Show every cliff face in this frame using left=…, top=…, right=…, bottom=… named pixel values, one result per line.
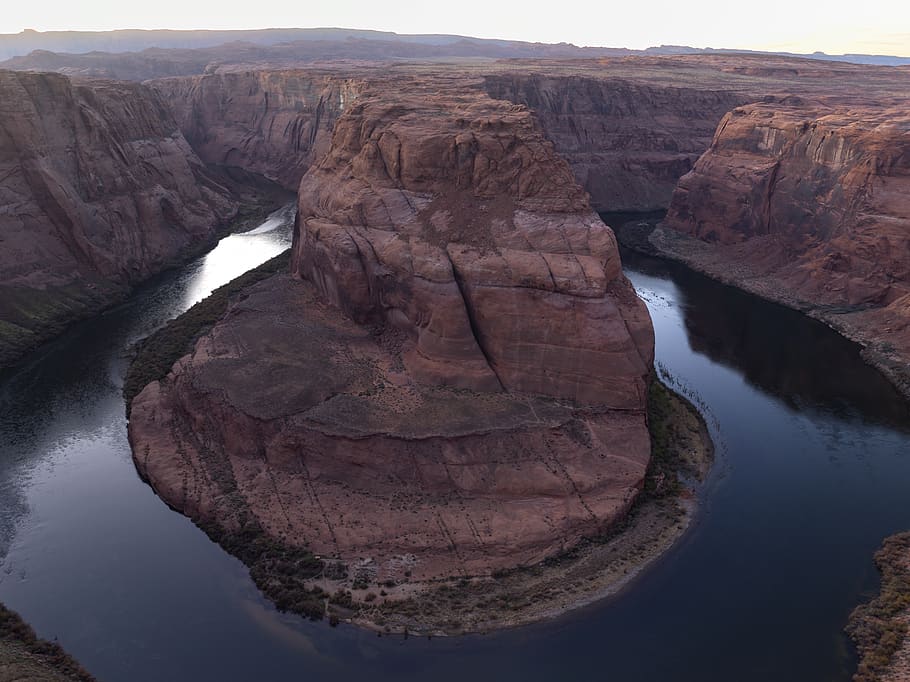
left=150, top=67, right=745, bottom=214
left=483, top=74, right=746, bottom=212
left=294, top=85, right=654, bottom=404
left=128, top=83, right=655, bottom=584
left=149, top=71, right=363, bottom=190
left=0, top=70, right=237, bottom=366
left=659, top=100, right=910, bottom=392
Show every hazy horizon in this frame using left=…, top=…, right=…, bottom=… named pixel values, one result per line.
left=3, top=0, right=909, bottom=57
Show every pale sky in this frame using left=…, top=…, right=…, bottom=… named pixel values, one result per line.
left=3, top=0, right=910, bottom=56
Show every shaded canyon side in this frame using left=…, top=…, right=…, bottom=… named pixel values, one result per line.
left=148, top=71, right=363, bottom=191
left=482, top=73, right=745, bottom=212
left=0, top=69, right=240, bottom=368
left=654, top=97, right=910, bottom=397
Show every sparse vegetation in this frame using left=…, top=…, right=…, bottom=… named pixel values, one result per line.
left=643, top=379, right=690, bottom=499
left=847, top=532, right=910, bottom=682
left=0, top=602, right=96, bottom=681
left=201, top=519, right=327, bottom=620
left=123, top=250, right=290, bottom=411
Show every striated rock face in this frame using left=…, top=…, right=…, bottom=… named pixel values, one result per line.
left=660, top=99, right=910, bottom=393
left=150, top=64, right=747, bottom=216
left=0, top=69, right=237, bottom=366
left=482, top=74, right=746, bottom=212
left=130, top=274, right=652, bottom=581
left=128, top=84, right=655, bottom=582
left=149, top=71, right=363, bottom=190
left=293, top=85, right=653, bottom=405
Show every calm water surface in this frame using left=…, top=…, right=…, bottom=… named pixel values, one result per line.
left=1, top=214, right=908, bottom=681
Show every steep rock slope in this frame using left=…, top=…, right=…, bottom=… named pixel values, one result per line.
left=128, top=83, right=655, bottom=584
left=483, top=74, right=745, bottom=211
left=0, top=70, right=237, bottom=367
left=294, top=83, right=654, bottom=403
left=149, top=71, right=362, bottom=190
left=658, top=99, right=910, bottom=393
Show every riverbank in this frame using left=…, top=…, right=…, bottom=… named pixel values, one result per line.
left=0, top=603, right=94, bottom=681
left=125, top=252, right=713, bottom=636
left=341, top=380, right=714, bottom=635
left=847, top=532, right=910, bottom=682
left=616, top=219, right=910, bottom=402
left=0, top=171, right=291, bottom=376
left=123, top=249, right=291, bottom=411
left=616, top=216, right=910, bottom=681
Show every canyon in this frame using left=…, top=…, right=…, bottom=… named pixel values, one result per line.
left=1, top=40, right=909, bottom=676
left=0, top=70, right=240, bottom=368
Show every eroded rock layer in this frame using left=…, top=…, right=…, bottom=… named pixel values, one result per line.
left=0, top=69, right=237, bottom=366
left=660, top=100, right=910, bottom=393
left=128, top=84, right=655, bottom=582
left=149, top=71, right=362, bottom=190
left=149, top=65, right=747, bottom=215
left=293, top=84, right=653, bottom=405
left=482, top=74, right=745, bottom=212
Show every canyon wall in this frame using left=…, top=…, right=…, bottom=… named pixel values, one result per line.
left=0, top=70, right=238, bottom=367
left=659, top=100, right=910, bottom=393
left=149, top=71, right=362, bottom=190
left=483, top=74, right=745, bottom=212
left=293, top=83, right=654, bottom=404
left=128, top=82, right=655, bottom=585
left=150, top=67, right=747, bottom=215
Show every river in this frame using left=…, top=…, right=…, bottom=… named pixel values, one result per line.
left=1, top=210, right=908, bottom=681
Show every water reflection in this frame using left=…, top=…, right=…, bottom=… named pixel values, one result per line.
left=0, top=205, right=294, bottom=628
left=622, top=247, right=910, bottom=430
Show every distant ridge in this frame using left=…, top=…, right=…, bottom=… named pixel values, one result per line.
left=1, top=27, right=908, bottom=66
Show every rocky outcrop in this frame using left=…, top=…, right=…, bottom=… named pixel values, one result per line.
left=149, top=71, right=363, bottom=190
left=293, top=85, right=653, bottom=404
left=483, top=74, right=745, bottom=212
left=0, top=69, right=238, bottom=367
left=658, top=100, right=910, bottom=394
left=128, top=83, right=655, bottom=586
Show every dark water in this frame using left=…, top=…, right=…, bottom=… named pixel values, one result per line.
left=1, top=214, right=909, bottom=681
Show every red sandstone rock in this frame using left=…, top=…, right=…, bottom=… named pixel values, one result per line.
left=149, top=71, right=360, bottom=190
left=147, top=57, right=910, bottom=217
left=0, top=69, right=237, bottom=366
left=293, top=85, right=653, bottom=405
left=482, top=74, right=745, bottom=212
left=129, top=274, right=652, bottom=580
left=128, top=83, right=655, bottom=582
left=662, top=98, right=910, bottom=392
